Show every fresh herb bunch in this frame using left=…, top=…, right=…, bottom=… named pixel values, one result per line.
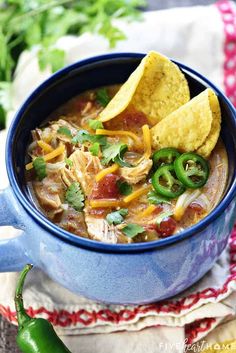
left=0, top=0, right=146, bottom=129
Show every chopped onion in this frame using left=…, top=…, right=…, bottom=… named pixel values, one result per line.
left=174, top=189, right=201, bottom=221
left=194, top=194, right=210, bottom=212
left=46, top=161, right=65, bottom=171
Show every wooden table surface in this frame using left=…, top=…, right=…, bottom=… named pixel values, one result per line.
left=0, top=0, right=217, bottom=352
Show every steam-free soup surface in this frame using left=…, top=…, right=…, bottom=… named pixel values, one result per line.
left=26, top=85, right=228, bottom=244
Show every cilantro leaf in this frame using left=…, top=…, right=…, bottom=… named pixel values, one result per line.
left=117, top=180, right=133, bottom=196
left=65, top=182, right=85, bottom=211
left=106, top=209, right=128, bottom=225
left=89, top=142, right=100, bottom=156
left=96, top=88, right=110, bottom=107
left=102, top=143, right=131, bottom=167
left=156, top=211, right=173, bottom=225
left=122, top=224, right=145, bottom=238
left=57, top=127, right=72, bottom=138
left=71, top=130, right=90, bottom=144
left=147, top=191, right=171, bottom=205
left=72, top=130, right=107, bottom=146
left=65, top=158, right=73, bottom=167
left=33, top=157, right=47, bottom=181
left=88, top=119, right=104, bottom=130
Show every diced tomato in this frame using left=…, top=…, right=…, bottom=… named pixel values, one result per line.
left=188, top=203, right=203, bottom=214
left=158, top=217, right=177, bottom=237
left=91, top=174, right=120, bottom=199
left=151, top=217, right=177, bottom=237
left=123, top=111, right=148, bottom=129
left=152, top=205, right=164, bottom=215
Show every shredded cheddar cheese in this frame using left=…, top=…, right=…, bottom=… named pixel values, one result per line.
left=139, top=205, right=156, bottom=218
left=95, top=163, right=119, bottom=182
left=142, top=124, right=152, bottom=159
left=26, top=145, right=65, bottom=170
left=96, top=129, right=141, bottom=147
left=37, top=140, right=53, bottom=153
left=173, top=206, right=185, bottom=221
left=123, top=184, right=152, bottom=204
left=90, top=199, right=123, bottom=208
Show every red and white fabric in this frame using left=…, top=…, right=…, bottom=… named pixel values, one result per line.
left=0, top=1, right=236, bottom=351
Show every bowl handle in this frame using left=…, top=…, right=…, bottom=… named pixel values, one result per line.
left=0, top=187, right=30, bottom=271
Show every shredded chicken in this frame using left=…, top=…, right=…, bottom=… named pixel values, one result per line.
left=33, top=172, right=64, bottom=210
left=49, top=119, right=78, bottom=142
left=120, top=158, right=153, bottom=184
left=68, top=150, right=102, bottom=193
left=60, top=208, right=89, bottom=237
left=85, top=216, right=130, bottom=244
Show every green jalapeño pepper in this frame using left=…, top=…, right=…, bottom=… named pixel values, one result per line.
left=15, top=264, right=72, bottom=353
left=152, top=148, right=180, bottom=170
left=151, top=164, right=186, bottom=198
left=174, top=152, right=209, bottom=189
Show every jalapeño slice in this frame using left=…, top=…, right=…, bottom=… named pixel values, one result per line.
left=174, top=152, right=209, bottom=189
left=151, top=164, right=186, bottom=198
left=152, top=148, right=180, bottom=170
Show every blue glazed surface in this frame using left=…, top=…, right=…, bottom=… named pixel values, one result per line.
left=0, top=53, right=236, bottom=304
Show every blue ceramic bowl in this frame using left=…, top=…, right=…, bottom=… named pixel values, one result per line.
left=0, top=53, right=236, bottom=304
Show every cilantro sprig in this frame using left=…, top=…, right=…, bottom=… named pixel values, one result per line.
left=101, top=143, right=131, bottom=167
left=96, top=88, right=111, bottom=107
left=33, top=157, right=47, bottom=181
left=106, top=209, right=128, bottom=225
left=72, top=130, right=107, bottom=146
left=116, top=180, right=133, bottom=196
left=88, top=119, right=104, bottom=130
left=147, top=191, right=171, bottom=205
left=57, top=127, right=72, bottom=138
left=122, top=224, right=145, bottom=238
left=65, top=182, right=85, bottom=211
left=89, top=142, right=100, bottom=156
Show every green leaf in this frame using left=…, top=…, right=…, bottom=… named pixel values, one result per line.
left=156, top=211, right=173, bottom=226
left=38, top=47, right=65, bottom=73
left=102, top=143, right=131, bottom=167
left=0, top=105, right=6, bottom=129
left=147, top=191, right=171, bottom=205
left=96, top=88, right=110, bottom=107
left=116, top=180, right=133, bottom=196
left=65, top=182, right=85, bottom=211
left=72, top=130, right=107, bottom=146
left=89, top=142, right=100, bottom=156
left=25, top=21, right=41, bottom=47
left=71, top=130, right=90, bottom=144
left=122, top=223, right=145, bottom=238
left=88, top=119, right=104, bottom=130
left=65, top=158, right=73, bottom=167
left=57, top=126, right=72, bottom=138
left=106, top=208, right=128, bottom=225
left=33, top=157, right=47, bottom=181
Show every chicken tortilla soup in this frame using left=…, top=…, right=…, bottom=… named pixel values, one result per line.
left=25, top=51, right=228, bottom=244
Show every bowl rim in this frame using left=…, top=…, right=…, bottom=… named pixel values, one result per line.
left=6, top=52, right=236, bottom=252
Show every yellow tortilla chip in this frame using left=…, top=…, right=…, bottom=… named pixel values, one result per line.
left=197, top=90, right=221, bottom=157
left=151, top=89, right=219, bottom=153
left=99, top=51, right=190, bottom=124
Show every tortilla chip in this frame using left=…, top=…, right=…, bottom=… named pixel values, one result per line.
left=99, top=51, right=190, bottom=124
left=151, top=89, right=220, bottom=154
left=197, top=90, right=221, bottom=157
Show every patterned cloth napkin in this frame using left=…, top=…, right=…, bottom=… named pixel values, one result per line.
left=0, top=1, right=236, bottom=351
